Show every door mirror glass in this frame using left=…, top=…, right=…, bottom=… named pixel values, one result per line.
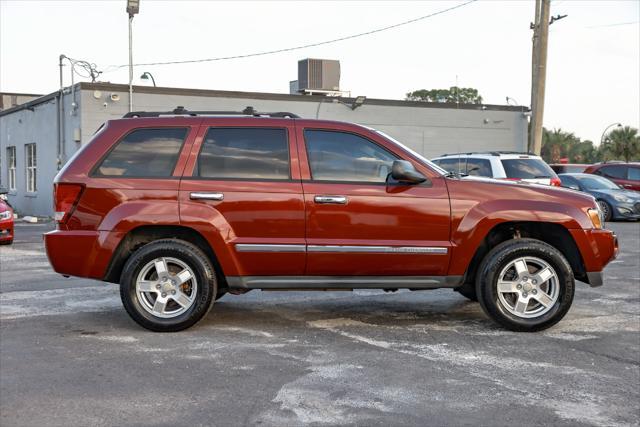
left=390, top=160, right=426, bottom=184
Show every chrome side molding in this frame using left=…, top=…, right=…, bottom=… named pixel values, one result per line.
left=307, top=245, right=448, bottom=254
left=234, top=243, right=448, bottom=255
left=235, top=244, right=306, bottom=253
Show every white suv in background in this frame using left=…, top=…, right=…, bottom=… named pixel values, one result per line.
left=431, top=151, right=561, bottom=186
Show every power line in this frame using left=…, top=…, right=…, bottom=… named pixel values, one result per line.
left=587, top=21, right=639, bottom=29
left=105, top=0, right=477, bottom=69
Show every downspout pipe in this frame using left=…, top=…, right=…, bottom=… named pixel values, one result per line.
left=57, top=54, right=66, bottom=170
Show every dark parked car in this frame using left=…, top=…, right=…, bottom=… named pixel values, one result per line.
left=584, top=162, right=640, bottom=191
left=559, top=173, right=640, bottom=221
left=44, top=107, right=618, bottom=332
left=550, top=164, right=590, bottom=174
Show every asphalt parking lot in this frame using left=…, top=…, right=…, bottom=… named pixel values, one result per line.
left=1, top=221, right=639, bottom=426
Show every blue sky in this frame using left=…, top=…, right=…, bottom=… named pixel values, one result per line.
left=1, top=0, right=638, bottom=144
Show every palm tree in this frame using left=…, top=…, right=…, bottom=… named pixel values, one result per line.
left=602, top=126, right=640, bottom=162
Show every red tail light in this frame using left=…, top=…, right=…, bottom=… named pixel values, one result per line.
left=54, top=183, right=84, bottom=224
left=550, top=177, right=561, bottom=187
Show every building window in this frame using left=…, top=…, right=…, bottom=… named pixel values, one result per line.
left=6, top=146, right=16, bottom=191
left=25, top=143, right=37, bottom=193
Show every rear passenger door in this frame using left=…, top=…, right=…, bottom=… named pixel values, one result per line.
left=179, top=121, right=305, bottom=277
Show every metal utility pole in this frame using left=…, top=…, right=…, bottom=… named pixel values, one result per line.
left=127, top=0, right=140, bottom=112
left=529, top=0, right=550, bottom=155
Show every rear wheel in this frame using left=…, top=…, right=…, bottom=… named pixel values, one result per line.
left=476, top=238, right=574, bottom=332
left=120, top=239, right=217, bottom=332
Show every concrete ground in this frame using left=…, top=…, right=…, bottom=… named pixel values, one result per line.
left=0, top=221, right=638, bottom=427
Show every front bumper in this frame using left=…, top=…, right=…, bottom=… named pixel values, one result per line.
left=570, top=228, right=618, bottom=287
left=612, top=202, right=640, bottom=220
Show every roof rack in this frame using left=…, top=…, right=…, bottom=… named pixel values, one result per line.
left=439, top=151, right=536, bottom=157
left=122, top=106, right=300, bottom=119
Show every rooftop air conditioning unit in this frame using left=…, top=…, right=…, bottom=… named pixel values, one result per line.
left=298, top=59, right=340, bottom=92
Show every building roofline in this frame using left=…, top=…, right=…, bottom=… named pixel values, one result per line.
left=0, top=81, right=530, bottom=117
left=0, top=91, right=44, bottom=97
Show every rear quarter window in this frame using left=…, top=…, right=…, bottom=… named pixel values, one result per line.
left=94, top=128, right=187, bottom=177
left=628, top=166, right=640, bottom=180
left=501, top=158, right=556, bottom=179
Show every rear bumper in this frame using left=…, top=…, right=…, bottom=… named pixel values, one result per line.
left=570, top=228, right=618, bottom=287
left=44, top=229, right=124, bottom=280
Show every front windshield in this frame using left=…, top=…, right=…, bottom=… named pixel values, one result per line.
left=575, top=175, right=620, bottom=190
left=373, top=130, right=448, bottom=176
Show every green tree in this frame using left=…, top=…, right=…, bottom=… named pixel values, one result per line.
left=600, top=126, right=640, bottom=162
left=406, top=87, right=483, bottom=104
left=540, top=128, right=601, bottom=163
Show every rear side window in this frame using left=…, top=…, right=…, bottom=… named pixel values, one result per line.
left=95, top=128, right=187, bottom=177
left=465, top=158, right=492, bottom=177
left=596, top=165, right=627, bottom=179
left=628, top=167, right=640, bottom=180
left=434, top=158, right=463, bottom=174
left=501, top=158, right=556, bottom=179
left=196, top=128, right=289, bottom=180
left=304, top=130, right=397, bottom=183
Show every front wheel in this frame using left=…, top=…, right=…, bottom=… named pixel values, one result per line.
left=597, top=200, right=612, bottom=222
left=476, top=238, right=574, bottom=332
left=120, top=239, right=217, bottom=332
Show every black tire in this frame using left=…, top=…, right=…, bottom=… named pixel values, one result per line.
left=476, top=238, right=574, bottom=332
left=455, top=283, right=478, bottom=301
left=597, top=200, right=612, bottom=222
left=120, top=239, right=217, bottom=332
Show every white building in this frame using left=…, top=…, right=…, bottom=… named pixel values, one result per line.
left=0, top=82, right=528, bottom=216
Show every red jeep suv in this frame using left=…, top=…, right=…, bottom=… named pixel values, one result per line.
left=44, top=107, right=618, bottom=332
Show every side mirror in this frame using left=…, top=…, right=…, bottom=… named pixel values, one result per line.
left=391, top=160, right=426, bottom=184
left=0, top=187, right=8, bottom=196
left=569, top=185, right=580, bottom=191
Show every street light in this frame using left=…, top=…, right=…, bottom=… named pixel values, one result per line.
left=600, top=122, right=622, bottom=145
left=127, top=0, right=140, bottom=112
left=140, top=72, right=156, bottom=87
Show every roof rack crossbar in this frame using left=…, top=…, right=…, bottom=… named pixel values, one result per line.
left=440, top=150, right=536, bottom=157
left=123, top=106, right=300, bottom=119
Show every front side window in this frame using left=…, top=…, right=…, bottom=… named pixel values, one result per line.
left=95, top=128, right=187, bottom=177
left=6, top=146, right=16, bottom=191
left=465, top=158, right=492, bottom=177
left=305, top=130, right=397, bottom=183
left=25, top=143, right=36, bottom=192
left=196, top=128, right=289, bottom=180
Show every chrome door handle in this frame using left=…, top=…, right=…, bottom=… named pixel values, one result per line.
left=314, top=195, right=348, bottom=204
left=190, top=192, right=224, bottom=201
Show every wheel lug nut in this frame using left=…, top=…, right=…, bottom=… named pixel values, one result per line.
left=156, top=284, right=161, bottom=289
left=161, top=292, right=167, bottom=297
left=532, top=280, right=537, bottom=285
left=172, top=290, right=176, bottom=295
left=517, top=284, right=522, bottom=290
left=532, top=289, right=537, bottom=294
left=523, top=276, right=528, bottom=281
left=523, top=292, right=528, bottom=297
